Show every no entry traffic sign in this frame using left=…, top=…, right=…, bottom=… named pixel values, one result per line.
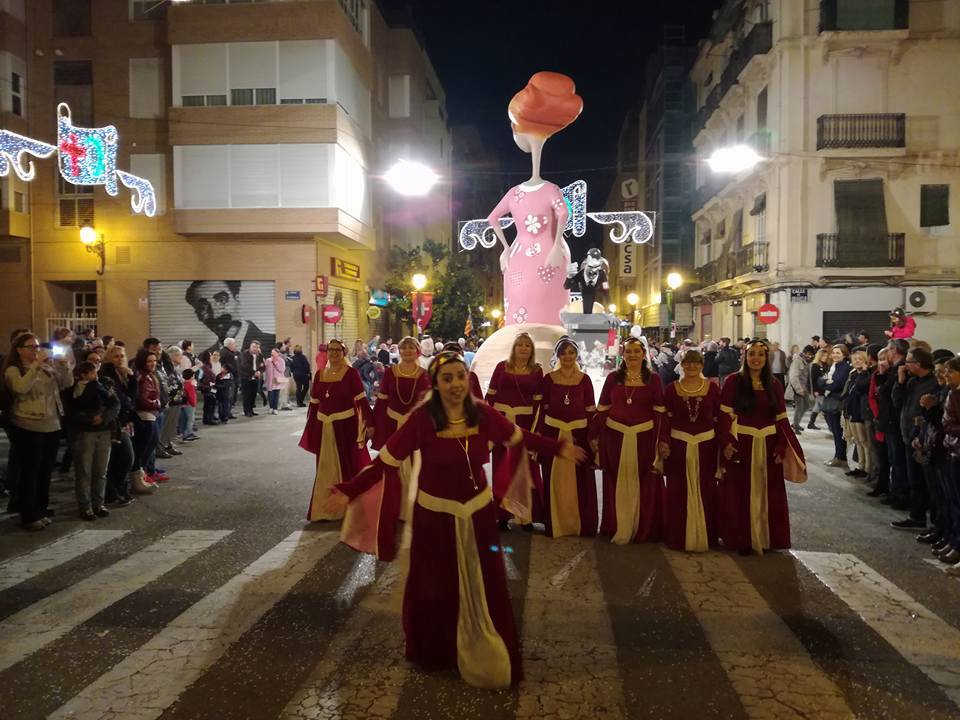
left=757, top=303, right=780, bottom=325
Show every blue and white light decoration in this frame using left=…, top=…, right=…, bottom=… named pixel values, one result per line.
left=0, top=103, right=157, bottom=217
left=0, top=129, right=56, bottom=181
left=459, top=179, right=655, bottom=251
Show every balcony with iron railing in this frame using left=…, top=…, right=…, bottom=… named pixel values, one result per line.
left=694, top=21, right=772, bottom=135
left=695, top=241, right=770, bottom=288
left=817, top=114, right=906, bottom=151
left=816, top=233, right=905, bottom=267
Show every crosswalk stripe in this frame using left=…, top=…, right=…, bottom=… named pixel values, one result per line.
left=665, top=550, right=856, bottom=719
left=518, top=537, right=627, bottom=720
left=0, top=529, right=127, bottom=593
left=281, top=556, right=406, bottom=719
left=49, top=530, right=339, bottom=720
left=0, top=529, right=229, bottom=674
left=794, top=550, right=960, bottom=709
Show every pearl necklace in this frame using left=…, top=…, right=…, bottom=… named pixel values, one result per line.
left=394, top=366, right=419, bottom=406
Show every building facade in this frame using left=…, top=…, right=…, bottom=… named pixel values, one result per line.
left=0, top=0, right=450, bottom=352
left=690, top=0, right=960, bottom=348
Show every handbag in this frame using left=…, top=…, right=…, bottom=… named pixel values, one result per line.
left=821, top=394, right=842, bottom=414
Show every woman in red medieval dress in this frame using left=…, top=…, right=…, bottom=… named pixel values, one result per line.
left=660, top=349, right=721, bottom=552
left=538, top=336, right=597, bottom=538
left=372, top=336, right=431, bottom=524
left=299, top=338, right=372, bottom=522
left=592, top=336, right=666, bottom=544
left=718, top=339, right=807, bottom=555
left=326, top=351, right=586, bottom=688
left=485, top=332, right=544, bottom=530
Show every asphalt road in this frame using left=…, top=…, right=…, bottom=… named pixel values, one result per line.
left=1, top=404, right=959, bottom=720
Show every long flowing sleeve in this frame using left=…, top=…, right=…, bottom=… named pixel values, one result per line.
left=583, top=373, right=597, bottom=429
left=336, top=407, right=421, bottom=501
left=531, top=366, right=544, bottom=429
left=485, top=362, right=503, bottom=403
left=371, top=367, right=393, bottom=450
left=773, top=381, right=806, bottom=482
left=719, top=375, right=739, bottom=458
left=651, top=374, right=668, bottom=446
left=660, top=382, right=676, bottom=442
left=536, top=374, right=553, bottom=434
left=298, top=370, right=326, bottom=453
left=350, top=367, right=373, bottom=444
left=469, top=371, right=483, bottom=400
left=589, top=372, right=615, bottom=443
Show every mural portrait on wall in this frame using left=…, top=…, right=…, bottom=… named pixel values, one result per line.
left=149, top=280, right=276, bottom=352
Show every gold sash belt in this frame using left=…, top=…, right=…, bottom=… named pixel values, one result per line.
left=670, top=428, right=715, bottom=552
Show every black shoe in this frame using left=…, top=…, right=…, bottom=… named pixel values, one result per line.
left=933, top=542, right=954, bottom=557
left=94, top=507, right=110, bottom=518
left=891, top=518, right=926, bottom=530
left=156, top=449, right=173, bottom=459
left=203, top=420, right=220, bottom=426
left=113, top=497, right=133, bottom=507
left=297, top=403, right=306, bottom=407
left=807, top=424, right=822, bottom=430
left=229, top=414, right=238, bottom=419
left=939, top=549, right=960, bottom=565
left=44, top=508, right=55, bottom=518
left=167, top=447, right=183, bottom=456
left=917, top=531, right=941, bottom=545
left=866, top=488, right=885, bottom=498
left=80, top=509, right=96, bottom=521
left=498, top=518, right=510, bottom=531
left=250, top=411, right=258, bottom=416
left=522, top=523, right=535, bottom=532
left=932, top=539, right=950, bottom=553
left=791, top=424, right=804, bottom=433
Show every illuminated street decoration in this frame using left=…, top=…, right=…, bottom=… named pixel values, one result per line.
left=0, top=130, right=56, bottom=181
left=0, top=103, right=155, bottom=217
left=57, top=103, right=119, bottom=196
left=116, top=170, right=158, bottom=218
left=459, top=178, right=655, bottom=250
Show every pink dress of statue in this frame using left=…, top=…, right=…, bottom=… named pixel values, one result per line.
left=487, top=184, right=570, bottom=326
left=485, top=71, right=583, bottom=328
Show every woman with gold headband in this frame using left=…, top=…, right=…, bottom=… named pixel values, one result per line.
left=485, top=332, right=545, bottom=529
left=327, top=351, right=585, bottom=688
left=372, top=336, right=431, bottom=520
left=718, top=339, right=807, bottom=555
left=298, top=338, right=372, bottom=522
left=591, top=336, right=667, bottom=544
left=660, top=349, right=721, bottom=552
left=537, top=336, right=598, bottom=537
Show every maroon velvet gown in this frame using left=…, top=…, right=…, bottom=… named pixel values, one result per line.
left=718, top=375, right=806, bottom=553
left=485, top=361, right=544, bottom=522
left=593, top=371, right=666, bottom=544
left=662, top=380, right=721, bottom=551
left=372, top=365, right=431, bottom=450
left=335, top=402, right=559, bottom=688
left=298, top=366, right=372, bottom=521
left=537, top=372, right=597, bottom=538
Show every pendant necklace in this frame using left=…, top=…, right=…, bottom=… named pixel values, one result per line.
left=450, top=418, right=478, bottom=490
left=679, top=378, right=706, bottom=423
left=395, top=366, right=418, bottom=406
left=625, top=373, right=643, bottom=405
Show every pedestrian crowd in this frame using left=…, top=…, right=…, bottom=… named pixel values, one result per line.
left=0, top=327, right=315, bottom=530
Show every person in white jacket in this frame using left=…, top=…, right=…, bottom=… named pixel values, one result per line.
left=2, top=333, right=73, bottom=530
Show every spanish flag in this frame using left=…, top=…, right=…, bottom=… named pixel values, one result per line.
left=464, top=308, right=473, bottom=336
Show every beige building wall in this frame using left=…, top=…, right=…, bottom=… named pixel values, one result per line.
left=0, top=0, right=450, bottom=350
left=690, top=0, right=960, bottom=345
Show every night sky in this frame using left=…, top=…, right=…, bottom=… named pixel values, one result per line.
left=383, top=0, right=724, bottom=194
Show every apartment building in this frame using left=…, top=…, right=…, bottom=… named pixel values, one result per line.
left=690, top=0, right=960, bottom=348
left=0, top=0, right=450, bottom=351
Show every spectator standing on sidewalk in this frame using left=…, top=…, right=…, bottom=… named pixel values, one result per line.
left=716, top=337, right=740, bottom=381
left=265, top=345, right=287, bottom=415
left=2, top=334, right=73, bottom=530
left=179, top=368, right=199, bottom=441
left=822, top=344, right=851, bottom=468
left=65, top=361, right=119, bottom=520
left=891, top=347, right=938, bottom=531
left=788, top=345, right=814, bottom=432
left=769, top=342, right=788, bottom=391
left=100, top=345, right=137, bottom=503
left=882, top=339, right=912, bottom=510
left=808, top=348, right=831, bottom=430
left=291, top=345, right=312, bottom=406
left=132, top=349, right=164, bottom=487
left=240, top=341, right=265, bottom=417
left=220, top=337, right=240, bottom=415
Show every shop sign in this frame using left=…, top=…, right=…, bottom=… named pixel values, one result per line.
left=366, top=306, right=382, bottom=320
left=757, top=303, right=780, bottom=325
left=331, top=257, right=361, bottom=281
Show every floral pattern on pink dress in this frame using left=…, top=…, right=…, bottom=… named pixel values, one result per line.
left=487, top=182, right=570, bottom=326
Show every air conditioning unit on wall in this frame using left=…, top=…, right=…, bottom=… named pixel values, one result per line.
left=904, top=287, right=960, bottom=315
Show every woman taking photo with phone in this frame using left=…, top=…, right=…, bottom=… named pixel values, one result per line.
left=2, top=333, right=73, bottom=530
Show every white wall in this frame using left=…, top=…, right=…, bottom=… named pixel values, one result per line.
left=129, top=58, right=164, bottom=119
left=173, top=143, right=369, bottom=222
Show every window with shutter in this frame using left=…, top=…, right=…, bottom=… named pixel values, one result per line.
left=920, top=184, right=949, bottom=228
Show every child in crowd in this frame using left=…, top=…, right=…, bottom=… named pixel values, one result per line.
left=67, top=360, right=119, bottom=520
left=179, top=368, right=199, bottom=441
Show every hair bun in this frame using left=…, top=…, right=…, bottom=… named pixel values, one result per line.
left=508, top=71, right=583, bottom=138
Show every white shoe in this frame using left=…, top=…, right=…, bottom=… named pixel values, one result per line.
left=131, top=470, right=158, bottom=494
left=271, top=409, right=278, bottom=415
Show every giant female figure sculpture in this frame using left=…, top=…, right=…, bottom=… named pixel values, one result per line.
left=486, top=72, right=583, bottom=327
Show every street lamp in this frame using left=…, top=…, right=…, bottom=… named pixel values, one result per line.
left=664, top=272, right=684, bottom=338
left=626, top=292, right=639, bottom=326
left=666, top=272, right=684, bottom=291
left=706, top=144, right=762, bottom=174
left=607, top=303, right=617, bottom=313
left=411, top=273, right=427, bottom=291
left=490, top=308, right=502, bottom=319
left=79, top=225, right=105, bottom=275
left=385, top=160, right=439, bottom=197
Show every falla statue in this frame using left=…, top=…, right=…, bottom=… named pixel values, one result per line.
left=471, top=72, right=584, bottom=388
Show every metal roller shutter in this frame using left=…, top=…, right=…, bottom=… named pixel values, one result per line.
left=822, top=310, right=891, bottom=344
left=319, top=284, right=361, bottom=346
left=149, top=280, right=276, bottom=351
